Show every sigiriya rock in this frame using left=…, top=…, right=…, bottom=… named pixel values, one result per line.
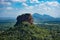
left=14, top=13, right=33, bottom=26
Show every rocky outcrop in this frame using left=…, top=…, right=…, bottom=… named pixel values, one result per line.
left=14, top=13, right=33, bottom=26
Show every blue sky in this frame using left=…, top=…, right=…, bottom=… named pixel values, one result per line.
left=0, top=0, right=60, bottom=18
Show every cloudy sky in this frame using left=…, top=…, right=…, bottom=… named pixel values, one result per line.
left=0, top=0, right=60, bottom=18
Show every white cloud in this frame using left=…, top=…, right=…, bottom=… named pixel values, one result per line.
left=1, top=2, right=11, bottom=6
left=0, top=0, right=4, bottom=2
left=26, top=6, right=34, bottom=10
left=22, top=3, right=28, bottom=7
left=28, top=6, right=34, bottom=9
left=30, top=0, right=39, bottom=3
left=11, top=0, right=20, bottom=2
left=19, top=1, right=60, bottom=17
left=22, top=3, right=34, bottom=9
left=0, top=0, right=12, bottom=6
left=46, top=1, right=60, bottom=7
left=11, top=0, right=27, bottom=2
left=0, top=0, right=60, bottom=18
left=6, top=7, right=13, bottom=10
left=38, top=1, right=60, bottom=17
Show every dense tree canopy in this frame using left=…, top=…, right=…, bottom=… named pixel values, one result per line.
left=0, top=22, right=52, bottom=40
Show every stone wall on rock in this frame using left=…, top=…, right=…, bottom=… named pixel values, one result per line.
left=14, top=13, right=33, bottom=26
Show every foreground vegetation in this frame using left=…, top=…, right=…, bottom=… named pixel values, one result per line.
left=0, top=22, right=60, bottom=40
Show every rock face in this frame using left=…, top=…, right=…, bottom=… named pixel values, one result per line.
left=14, top=13, right=33, bottom=26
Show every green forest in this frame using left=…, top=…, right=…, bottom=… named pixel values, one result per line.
left=0, top=22, right=60, bottom=40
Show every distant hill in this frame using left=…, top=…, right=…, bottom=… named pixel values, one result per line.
left=32, top=13, right=60, bottom=23
left=0, top=17, right=16, bottom=23
left=0, top=13, right=60, bottom=23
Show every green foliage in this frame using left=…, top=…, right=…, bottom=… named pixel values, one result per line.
left=0, top=22, right=60, bottom=40
left=0, top=22, right=52, bottom=40
left=37, top=24, right=60, bottom=40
